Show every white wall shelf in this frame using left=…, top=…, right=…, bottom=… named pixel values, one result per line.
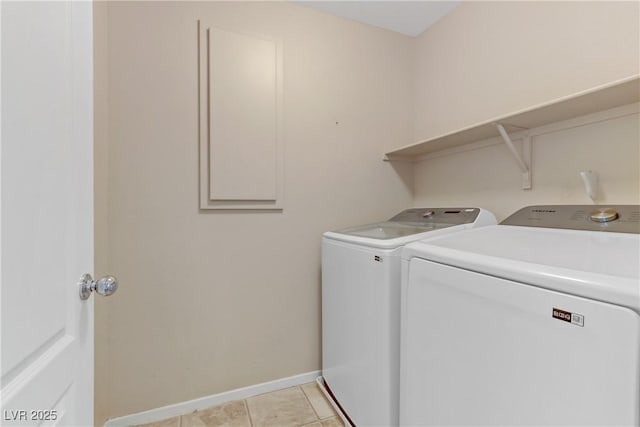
left=384, top=75, right=640, bottom=161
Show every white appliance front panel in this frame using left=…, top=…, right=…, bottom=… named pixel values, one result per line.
left=401, top=259, right=640, bottom=426
left=322, top=239, right=401, bottom=426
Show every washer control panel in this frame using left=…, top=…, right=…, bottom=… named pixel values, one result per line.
left=501, top=205, right=640, bottom=233
left=589, top=207, right=620, bottom=223
left=390, top=208, right=480, bottom=225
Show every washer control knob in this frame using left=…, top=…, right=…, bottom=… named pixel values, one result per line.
left=589, top=208, right=619, bottom=223
left=422, top=210, right=435, bottom=217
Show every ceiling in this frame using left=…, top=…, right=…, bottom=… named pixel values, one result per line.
left=293, top=1, right=460, bottom=37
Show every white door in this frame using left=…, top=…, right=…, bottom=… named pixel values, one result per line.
left=1, top=1, right=95, bottom=426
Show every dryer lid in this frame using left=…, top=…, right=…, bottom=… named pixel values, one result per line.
left=403, top=223, right=640, bottom=311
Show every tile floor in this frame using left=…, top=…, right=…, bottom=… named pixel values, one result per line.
left=135, top=382, right=345, bottom=427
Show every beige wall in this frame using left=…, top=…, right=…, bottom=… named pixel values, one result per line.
left=411, top=1, right=640, bottom=220
left=95, top=0, right=640, bottom=423
left=95, top=1, right=414, bottom=422
left=413, top=1, right=640, bottom=142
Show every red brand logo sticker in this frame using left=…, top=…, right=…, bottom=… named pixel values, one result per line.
left=552, top=308, right=584, bottom=327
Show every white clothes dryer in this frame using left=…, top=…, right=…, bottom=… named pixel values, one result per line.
left=400, top=205, right=640, bottom=426
left=321, top=208, right=496, bottom=426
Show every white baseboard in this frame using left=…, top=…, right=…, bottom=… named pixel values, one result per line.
left=103, top=370, right=321, bottom=427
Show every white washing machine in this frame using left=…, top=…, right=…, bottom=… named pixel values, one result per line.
left=400, top=205, right=640, bottom=426
left=321, top=208, right=497, bottom=426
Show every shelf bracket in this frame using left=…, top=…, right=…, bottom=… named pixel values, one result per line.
left=494, top=123, right=531, bottom=190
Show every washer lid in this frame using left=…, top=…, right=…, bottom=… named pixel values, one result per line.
left=336, top=221, right=444, bottom=240
left=323, top=207, right=495, bottom=249
left=403, top=225, right=640, bottom=311
left=323, top=222, right=459, bottom=249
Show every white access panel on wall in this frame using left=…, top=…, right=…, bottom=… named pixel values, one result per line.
left=401, top=259, right=640, bottom=426
left=198, top=22, right=284, bottom=210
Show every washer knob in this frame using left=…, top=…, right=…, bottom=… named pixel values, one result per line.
left=589, top=208, right=619, bottom=223
left=422, top=210, right=435, bottom=217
